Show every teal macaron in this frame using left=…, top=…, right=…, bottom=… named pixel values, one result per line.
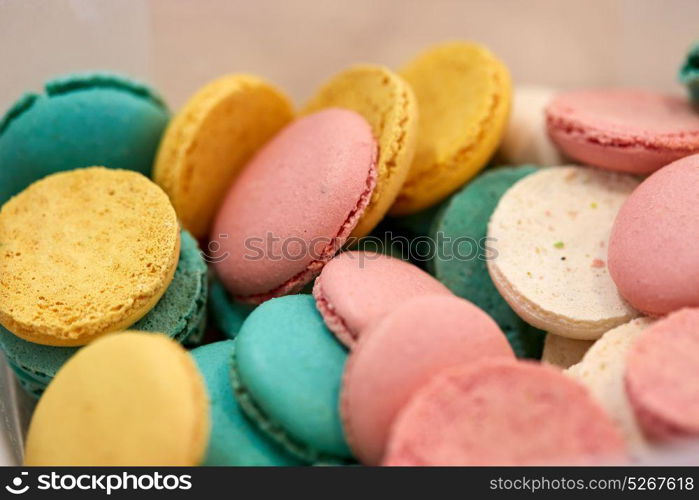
left=231, top=294, right=352, bottom=463
left=430, top=165, right=546, bottom=359
left=191, top=340, right=301, bottom=466
left=0, top=72, right=169, bottom=206
left=208, top=276, right=256, bottom=340
left=0, top=231, right=207, bottom=398
left=679, top=42, right=699, bottom=104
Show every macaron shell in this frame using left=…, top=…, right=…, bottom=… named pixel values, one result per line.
left=342, top=295, right=513, bottom=464
left=625, top=309, right=699, bottom=439
left=24, top=332, right=209, bottom=466
left=154, top=74, right=293, bottom=238
left=232, top=295, right=352, bottom=462
left=304, top=65, right=418, bottom=237
left=609, top=154, right=699, bottom=316
left=313, top=251, right=451, bottom=347
left=208, top=276, right=255, bottom=340
left=0, top=167, right=180, bottom=346
left=384, top=360, right=626, bottom=466
left=541, top=334, right=594, bottom=369
left=211, top=109, right=377, bottom=303
left=392, top=41, right=512, bottom=214
left=0, top=72, right=169, bottom=206
left=192, top=341, right=300, bottom=466
left=546, top=89, right=699, bottom=174
left=566, top=317, right=653, bottom=456
left=431, top=165, right=545, bottom=358
left=487, top=166, right=639, bottom=339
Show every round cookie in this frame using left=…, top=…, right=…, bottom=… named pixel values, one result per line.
left=154, top=74, right=293, bottom=238
left=431, top=166, right=545, bottom=358
left=342, top=295, right=513, bottom=465
left=191, top=341, right=300, bottom=466
left=0, top=168, right=180, bottom=346
left=0, top=72, right=168, bottom=206
left=0, top=231, right=206, bottom=398
left=679, top=42, right=699, bottom=103
left=304, top=65, right=418, bottom=237
left=24, top=332, right=209, bottom=466
left=625, top=309, right=699, bottom=440
left=546, top=89, right=699, bottom=174
left=208, top=276, right=255, bottom=340
left=609, top=154, right=699, bottom=316
left=392, top=41, right=512, bottom=214
left=566, top=318, right=654, bottom=456
left=211, top=109, right=377, bottom=303
left=384, top=360, right=626, bottom=466
left=487, top=166, right=639, bottom=339
left=231, top=295, right=352, bottom=462
left=498, top=86, right=563, bottom=166
left=542, top=334, right=594, bottom=369
left=313, top=251, right=451, bottom=347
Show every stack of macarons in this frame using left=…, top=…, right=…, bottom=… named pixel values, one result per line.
left=4, top=38, right=699, bottom=466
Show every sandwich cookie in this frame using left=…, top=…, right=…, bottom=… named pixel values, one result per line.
left=208, top=276, right=255, bottom=340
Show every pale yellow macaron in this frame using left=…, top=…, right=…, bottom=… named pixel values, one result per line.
left=154, top=74, right=294, bottom=238
left=24, top=332, right=209, bottom=465
left=392, top=41, right=512, bottom=215
left=304, top=65, right=418, bottom=237
left=0, top=167, right=180, bottom=346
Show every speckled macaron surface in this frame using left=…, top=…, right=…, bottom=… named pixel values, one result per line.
left=304, top=65, right=418, bottom=237
left=231, top=295, right=352, bottom=462
left=487, top=166, right=639, bottom=340
left=24, top=332, right=209, bottom=466
left=431, top=166, right=545, bottom=358
left=0, top=168, right=180, bottom=346
left=0, top=72, right=169, bottom=206
left=154, top=74, right=293, bottom=238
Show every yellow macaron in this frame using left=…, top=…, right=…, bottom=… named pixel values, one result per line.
left=391, top=41, right=512, bottom=215
left=0, top=167, right=180, bottom=346
left=303, top=65, right=418, bottom=237
left=154, top=74, right=294, bottom=238
left=24, top=332, right=209, bottom=466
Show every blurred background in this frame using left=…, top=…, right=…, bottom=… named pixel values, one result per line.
left=1, top=0, right=697, bottom=111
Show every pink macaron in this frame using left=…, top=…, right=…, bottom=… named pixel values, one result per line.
left=384, top=359, right=626, bottom=466
left=625, top=308, right=699, bottom=440
left=341, top=294, right=513, bottom=465
left=546, top=89, right=699, bottom=174
left=312, top=251, right=451, bottom=347
left=211, top=109, right=377, bottom=303
left=608, top=154, right=699, bottom=316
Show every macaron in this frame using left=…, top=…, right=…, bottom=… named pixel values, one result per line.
left=541, top=334, right=594, bottom=369
left=679, top=42, right=699, bottom=103
left=231, top=295, right=352, bottom=462
left=211, top=109, right=377, bottom=303
left=566, top=318, right=654, bottom=455
left=0, top=167, right=180, bottom=346
left=609, top=154, right=699, bottom=316
left=487, top=166, right=639, bottom=339
left=304, top=65, right=418, bottom=237
left=312, top=251, right=451, bottom=347
left=383, top=360, right=626, bottom=466
left=545, top=89, right=699, bottom=174
left=342, top=295, right=513, bottom=465
left=392, top=41, right=512, bottom=214
left=0, top=231, right=207, bottom=398
left=154, top=74, right=293, bottom=238
left=24, top=332, right=209, bottom=466
left=625, top=309, right=699, bottom=440
left=191, top=340, right=300, bottom=466
left=431, top=166, right=545, bottom=358
left=498, top=86, right=563, bottom=166
left=208, top=276, right=255, bottom=340
left=0, top=72, right=169, bottom=206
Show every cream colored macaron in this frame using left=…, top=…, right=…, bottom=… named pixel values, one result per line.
left=541, top=334, right=594, bottom=369
left=24, top=332, right=209, bottom=466
left=0, top=168, right=180, bottom=346
left=487, top=166, right=639, bottom=339
left=566, top=318, right=654, bottom=456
